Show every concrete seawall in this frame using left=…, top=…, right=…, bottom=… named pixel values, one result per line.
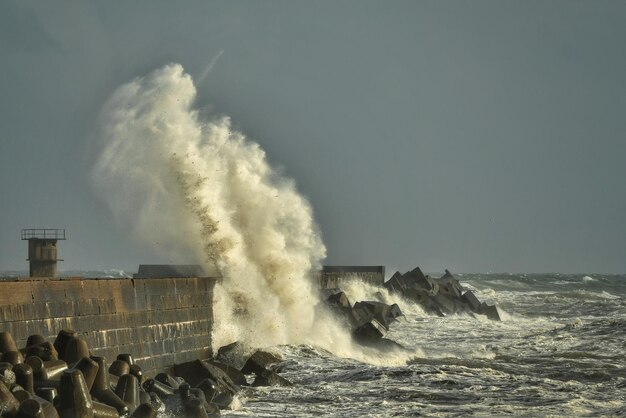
left=0, top=276, right=217, bottom=376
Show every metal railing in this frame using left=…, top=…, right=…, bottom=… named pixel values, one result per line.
left=21, top=229, right=66, bottom=240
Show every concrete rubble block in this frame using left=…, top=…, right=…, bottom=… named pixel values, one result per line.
left=26, top=343, right=59, bottom=362
left=241, top=351, right=282, bottom=376
left=25, top=357, right=67, bottom=382
left=71, top=357, right=99, bottom=392
left=154, top=373, right=181, bottom=391
left=116, top=354, right=134, bottom=366
left=353, top=301, right=404, bottom=329
left=195, top=379, right=217, bottom=403
left=148, top=392, right=164, bottom=413
left=108, top=360, right=130, bottom=377
left=16, top=397, right=44, bottom=418
left=129, top=365, right=144, bottom=383
left=404, top=267, right=438, bottom=293
left=142, top=379, right=175, bottom=398
left=24, top=344, right=58, bottom=361
left=11, top=388, right=30, bottom=403
left=215, top=342, right=250, bottom=370
left=326, top=292, right=351, bottom=309
left=183, top=386, right=214, bottom=416
left=183, top=397, right=209, bottom=418
left=34, top=387, right=57, bottom=404
left=431, top=293, right=459, bottom=315
left=63, top=338, right=90, bottom=367
left=251, top=368, right=292, bottom=387
left=479, top=303, right=502, bottom=321
left=383, top=271, right=404, bottom=293
left=0, top=362, right=17, bottom=387
left=91, top=401, right=119, bottom=418
left=113, top=374, right=141, bottom=412
left=52, top=331, right=76, bottom=362
left=204, top=361, right=246, bottom=387
left=57, top=369, right=95, bottom=418
left=0, top=377, right=20, bottom=416
left=461, top=290, right=481, bottom=312
left=130, top=403, right=157, bottom=418
left=174, top=360, right=239, bottom=409
left=139, top=388, right=151, bottom=406
left=89, top=356, right=128, bottom=416
left=353, top=319, right=387, bottom=342
left=20, top=395, right=61, bottom=418
left=14, top=363, right=35, bottom=396
left=0, top=332, right=18, bottom=354
left=2, top=351, right=25, bottom=366
left=25, top=335, right=46, bottom=350
left=437, top=270, right=464, bottom=298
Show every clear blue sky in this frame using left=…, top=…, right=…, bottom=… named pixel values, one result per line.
left=1, top=1, right=625, bottom=273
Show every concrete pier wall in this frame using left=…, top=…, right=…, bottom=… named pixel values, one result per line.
left=0, top=276, right=217, bottom=376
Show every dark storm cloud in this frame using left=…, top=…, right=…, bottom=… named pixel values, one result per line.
left=1, top=1, right=625, bottom=273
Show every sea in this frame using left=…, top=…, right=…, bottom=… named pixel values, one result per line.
left=227, top=273, right=626, bottom=417
left=2, top=271, right=624, bottom=417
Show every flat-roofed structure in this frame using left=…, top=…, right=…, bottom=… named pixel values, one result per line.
left=133, top=264, right=215, bottom=279
left=317, top=265, right=385, bottom=289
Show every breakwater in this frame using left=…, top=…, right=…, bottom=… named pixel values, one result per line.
left=0, top=276, right=218, bottom=376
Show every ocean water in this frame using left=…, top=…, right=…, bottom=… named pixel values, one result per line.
left=226, top=274, right=626, bottom=417
left=3, top=272, right=624, bottom=416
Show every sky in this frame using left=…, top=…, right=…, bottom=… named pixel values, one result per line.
left=1, top=1, right=625, bottom=274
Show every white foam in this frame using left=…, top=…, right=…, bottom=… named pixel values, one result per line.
left=92, top=63, right=405, bottom=365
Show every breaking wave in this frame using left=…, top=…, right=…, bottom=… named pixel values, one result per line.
left=91, top=64, right=410, bottom=364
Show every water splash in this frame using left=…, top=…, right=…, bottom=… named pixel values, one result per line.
left=91, top=64, right=399, bottom=364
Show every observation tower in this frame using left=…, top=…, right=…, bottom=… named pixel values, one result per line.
left=21, top=229, right=66, bottom=277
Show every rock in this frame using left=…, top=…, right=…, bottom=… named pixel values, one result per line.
left=353, top=319, right=387, bottom=342
left=174, top=360, right=239, bottom=409
left=63, top=337, right=90, bottom=366
left=108, top=360, right=130, bottom=377
left=0, top=332, right=18, bottom=354
left=461, top=290, right=481, bottom=312
left=479, top=303, right=503, bottom=321
left=0, top=362, right=16, bottom=387
left=352, top=301, right=403, bottom=329
left=143, top=379, right=176, bottom=398
left=2, top=351, right=24, bottom=366
left=437, top=270, right=464, bottom=298
left=13, top=363, right=34, bottom=396
left=130, top=403, right=158, bottom=418
left=183, top=397, right=210, bottom=418
left=251, top=368, right=292, bottom=387
left=26, top=342, right=58, bottom=362
left=0, top=377, right=20, bottom=416
left=52, top=330, right=76, bottom=362
left=72, top=357, right=99, bottom=392
left=25, top=357, right=68, bottom=381
left=154, top=373, right=181, bottom=391
left=383, top=266, right=502, bottom=321
left=215, top=342, right=250, bottom=370
left=90, top=356, right=128, bottom=416
left=241, top=351, right=282, bottom=376
left=326, top=292, right=351, bottom=309
left=205, top=360, right=246, bottom=386
left=25, top=335, right=46, bottom=349
left=116, top=354, right=134, bottom=366
left=16, top=398, right=43, bottom=418
left=114, top=374, right=141, bottom=412
left=57, top=368, right=95, bottom=418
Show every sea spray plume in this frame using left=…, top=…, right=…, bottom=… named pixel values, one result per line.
left=92, top=63, right=329, bottom=348
left=92, top=64, right=418, bottom=365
